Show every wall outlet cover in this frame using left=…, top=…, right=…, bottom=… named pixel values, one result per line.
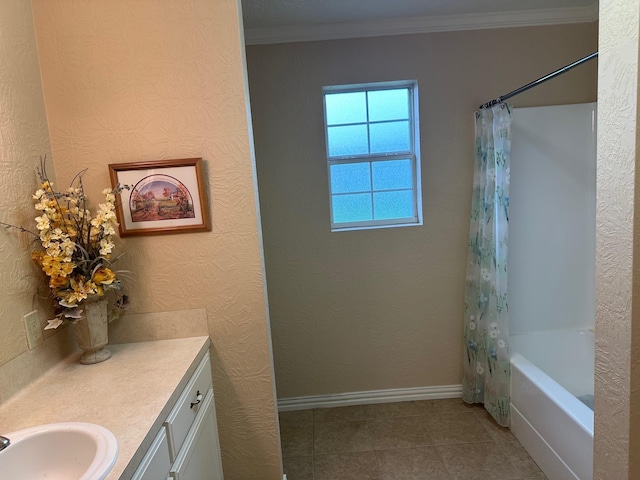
left=23, top=310, right=43, bottom=350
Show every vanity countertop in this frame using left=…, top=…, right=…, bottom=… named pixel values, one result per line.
left=0, top=335, right=211, bottom=480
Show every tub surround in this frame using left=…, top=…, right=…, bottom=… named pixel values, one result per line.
left=509, top=104, right=596, bottom=335
left=507, top=102, right=596, bottom=480
left=0, top=336, right=210, bottom=480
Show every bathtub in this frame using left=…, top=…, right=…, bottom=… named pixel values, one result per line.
left=510, top=330, right=594, bottom=480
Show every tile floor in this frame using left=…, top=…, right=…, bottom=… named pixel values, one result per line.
left=279, top=398, right=548, bottom=480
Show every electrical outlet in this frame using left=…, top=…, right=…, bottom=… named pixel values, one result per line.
left=23, top=310, right=43, bottom=350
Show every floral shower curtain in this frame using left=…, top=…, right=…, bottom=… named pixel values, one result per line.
left=462, top=103, right=512, bottom=427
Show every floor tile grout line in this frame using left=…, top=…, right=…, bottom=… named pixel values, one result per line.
left=311, top=412, right=315, bottom=480
left=471, top=409, right=546, bottom=479
left=492, top=434, right=526, bottom=478
left=308, top=439, right=509, bottom=458
left=361, top=409, right=484, bottom=420
left=431, top=441, right=456, bottom=480
left=495, top=441, right=546, bottom=480
left=366, top=418, right=383, bottom=478
left=435, top=438, right=532, bottom=480
left=313, top=410, right=487, bottom=425
left=370, top=440, right=496, bottom=452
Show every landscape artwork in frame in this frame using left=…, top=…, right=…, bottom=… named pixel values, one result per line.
left=108, top=158, right=211, bottom=236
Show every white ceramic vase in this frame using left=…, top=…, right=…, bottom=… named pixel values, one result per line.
left=73, top=296, right=112, bottom=365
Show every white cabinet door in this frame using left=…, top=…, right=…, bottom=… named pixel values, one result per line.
left=170, top=389, right=223, bottom=480
left=164, top=353, right=213, bottom=461
left=131, top=427, right=171, bottom=480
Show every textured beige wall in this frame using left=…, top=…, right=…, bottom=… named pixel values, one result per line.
left=0, top=0, right=54, bottom=367
left=594, top=1, right=640, bottom=478
left=31, top=0, right=281, bottom=478
left=246, top=23, right=598, bottom=398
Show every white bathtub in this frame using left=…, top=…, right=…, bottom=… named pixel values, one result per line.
left=510, top=330, right=594, bottom=480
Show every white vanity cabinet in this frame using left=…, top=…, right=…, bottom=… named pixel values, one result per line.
left=132, top=352, right=224, bottom=480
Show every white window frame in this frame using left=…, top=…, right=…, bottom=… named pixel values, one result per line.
left=323, top=80, right=422, bottom=232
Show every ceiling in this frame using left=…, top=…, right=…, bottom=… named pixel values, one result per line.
left=241, top=0, right=598, bottom=44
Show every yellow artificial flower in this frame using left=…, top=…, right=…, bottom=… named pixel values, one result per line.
left=57, top=277, right=98, bottom=305
left=31, top=250, right=45, bottom=266
left=65, top=225, right=78, bottom=240
left=40, top=255, right=75, bottom=277
left=92, top=267, right=116, bottom=285
left=49, top=275, right=70, bottom=290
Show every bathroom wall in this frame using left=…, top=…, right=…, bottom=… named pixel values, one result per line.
left=246, top=23, right=598, bottom=399
left=594, top=0, right=640, bottom=477
left=0, top=0, right=54, bottom=367
left=509, top=103, right=597, bottom=334
left=30, top=0, right=281, bottom=478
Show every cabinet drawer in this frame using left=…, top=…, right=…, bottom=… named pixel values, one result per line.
left=131, top=426, right=171, bottom=480
left=170, top=389, right=223, bottom=480
left=164, top=351, right=213, bottom=461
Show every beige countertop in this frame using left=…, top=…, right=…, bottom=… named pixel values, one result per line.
left=0, top=336, right=211, bottom=480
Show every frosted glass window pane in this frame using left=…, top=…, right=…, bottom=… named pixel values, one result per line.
left=325, top=92, right=367, bottom=125
left=330, top=163, right=371, bottom=194
left=370, top=121, right=410, bottom=154
left=327, top=125, right=369, bottom=157
left=373, top=190, right=414, bottom=220
left=333, top=193, right=373, bottom=223
left=368, top=89, right=409, bottom=122
left=372, top=160, right=412, bottom=191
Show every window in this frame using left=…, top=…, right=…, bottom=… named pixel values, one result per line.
left=323, top=81, right=421, bottom=231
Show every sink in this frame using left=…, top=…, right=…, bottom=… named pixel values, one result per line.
left=0, top=422, right=118, bottom=480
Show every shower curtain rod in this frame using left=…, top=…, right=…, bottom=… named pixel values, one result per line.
left=478, top=51, right=598, bottom=110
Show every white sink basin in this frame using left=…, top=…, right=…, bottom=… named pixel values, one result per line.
left=0, top=422, right=118, bottom=480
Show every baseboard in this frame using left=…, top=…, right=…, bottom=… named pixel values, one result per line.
left=278, top=384, right=462, bottom=411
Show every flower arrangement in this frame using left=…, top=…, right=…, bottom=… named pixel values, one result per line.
left=2, top=162, right=128, bottom=329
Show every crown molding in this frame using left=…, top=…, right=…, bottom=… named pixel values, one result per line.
left=244, top=3, right=598, bottom=45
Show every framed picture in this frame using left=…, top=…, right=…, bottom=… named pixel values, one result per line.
left=108, top=158, right=211, bottom=237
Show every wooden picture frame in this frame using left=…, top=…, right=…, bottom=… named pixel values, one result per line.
left=108, top=158, right=211, bottom=237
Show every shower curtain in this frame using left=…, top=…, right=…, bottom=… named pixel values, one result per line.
left=462, top=103, right=511, bottom=427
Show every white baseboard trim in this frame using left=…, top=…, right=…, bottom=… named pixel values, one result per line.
left=278, top=384, right=462, bottom=411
